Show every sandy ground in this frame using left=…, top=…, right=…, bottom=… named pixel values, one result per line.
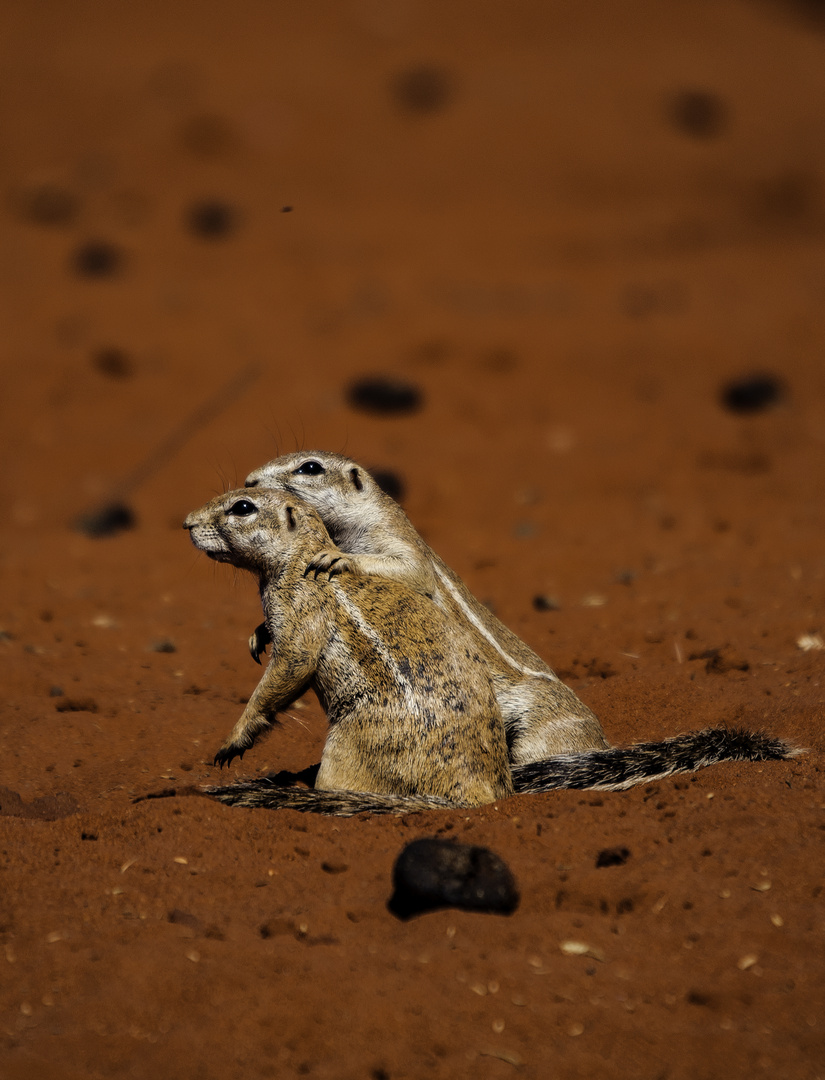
left=1, top=1, right=824, bottom=1077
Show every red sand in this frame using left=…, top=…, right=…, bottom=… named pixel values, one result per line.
left=1, top=2, right=823, bottom=1077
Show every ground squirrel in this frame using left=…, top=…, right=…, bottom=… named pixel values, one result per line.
left=183, top=487, right=797, bottom=816
left=243, top=450, right=608, bottom=765
left=183, top=488, right=515, bottom=811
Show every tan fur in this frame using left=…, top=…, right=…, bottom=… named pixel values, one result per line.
left=243, top=451, right=609, bottom=764
left=183, top=489, right=514, bottom=809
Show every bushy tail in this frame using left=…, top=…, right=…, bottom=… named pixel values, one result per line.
left=202, top=728, right=800, bottom=813
left=511, top=727, right=801, bottom=794
left=203, top=777, right=458, bottom=816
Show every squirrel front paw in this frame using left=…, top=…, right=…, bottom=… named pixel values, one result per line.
left=304, top=549, right=353, bottom=580
left=248, top=622, right=270, bottom=665
left=213, top=743, right=247, bottom=769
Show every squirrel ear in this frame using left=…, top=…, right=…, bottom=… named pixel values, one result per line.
left=349, top=467, right=364, bottom=492
left=285, top=504, right=298, bottom=531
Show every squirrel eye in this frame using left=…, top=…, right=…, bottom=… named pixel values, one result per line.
left=293, top=460, right=325, bottom=476
left=227, top=499, right=257, bottom=517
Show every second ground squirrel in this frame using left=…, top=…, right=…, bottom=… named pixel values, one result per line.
left=244, top=450, right=608, bottom=765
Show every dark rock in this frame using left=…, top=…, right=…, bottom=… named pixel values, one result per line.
left=721, top=374, right=784, bottom=414
left=390, top=64, right=455, bottom=115
left=73, top=501, right=136, bottom=538
left=71, top=240, right=123, bottom=278
left=596, top=846, right=631, bottom=868
left=347, top=376, right=423, bottom=416
left=92, top=347, right=133, bottom=378
left=533, top=594, right=560, bottom=612
left=186, top=199, right=238, bottom=239
left=151, top=638, right=177, bottom=654
left=168, top=909, right=201, bottom=930
left=16, top=182, right=79, bottom=227
left=55, top=697, right=98, bottom=714
left=389, top=838, right=519, bottom=919
left=668, top=89, right=727, bottom=139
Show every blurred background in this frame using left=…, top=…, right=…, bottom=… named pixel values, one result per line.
left=2, top=0, right=825, bottom=630
left=4, top=0, right=825, bottom=522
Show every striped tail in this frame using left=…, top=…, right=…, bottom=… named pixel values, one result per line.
left=203, top=778, right=457, bottom=816
left=511, top=728, right=801, bottom=794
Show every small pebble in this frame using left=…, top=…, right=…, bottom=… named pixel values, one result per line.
left=797, top=633, right=824, bottom=651
left=560, top=940, right=605, bottom=962
left=560, top=941, right=589, bottom=956
left=151, top=639, right=177, bottom=654
left=581, top=594, right=607, bottom=607
left=595, top=846, right=630, bottom=868
left=532, top=594, right=560, bottom=612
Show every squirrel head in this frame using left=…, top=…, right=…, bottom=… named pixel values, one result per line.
left=183, top=488, right=330, bottom=575
left=244, top=451, right=375, bottom=503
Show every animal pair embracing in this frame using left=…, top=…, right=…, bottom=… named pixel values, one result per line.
left=183, top=452, right=796, bottom=815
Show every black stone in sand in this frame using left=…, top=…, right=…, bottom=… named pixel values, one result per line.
left=721, top=374, right=784, bottom=414
left=347, top=376, right=423, bottom=416
left=73, top=501, right=136, bottom=538
left=389, top=838, right=519, bottom=919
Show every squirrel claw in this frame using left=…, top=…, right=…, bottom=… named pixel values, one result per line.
left=248, top=622, right=270, bottom=665
left=305, top=549, right=350, bottom=581
left=213, top=746, right=245, bottom=769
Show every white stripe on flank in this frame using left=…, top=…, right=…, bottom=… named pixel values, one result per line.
left=433, top=566, right=559, bottom=683
left=333, top=588, right=422, bottom=716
